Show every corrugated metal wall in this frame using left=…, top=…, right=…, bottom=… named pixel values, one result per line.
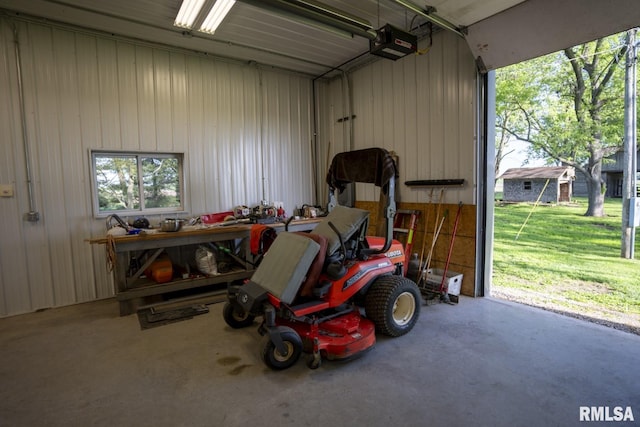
left=0, top=19, right=478, bottom=316
left=315, top=31, right=477, bottom=205
left=0, top=18, right=314, bottom=316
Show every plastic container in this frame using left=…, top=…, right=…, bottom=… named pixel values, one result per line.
left=145, top=257, right=173, bottom=283
left=426, top=268, right=463, bottom=296
left=201, top=211, right=234, bottom=224
left=406, top=253, right=421, bottom=283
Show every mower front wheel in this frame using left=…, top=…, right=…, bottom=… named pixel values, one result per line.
left=261, top=326, right=302, bottom=370
left=222, top=302, right=256, bottom=329
left=365, top=275, right=421, bottom=337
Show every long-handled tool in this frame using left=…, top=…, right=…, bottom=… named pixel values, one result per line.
left=422, top=209, right=446, bottom=284
left=430, top=188, right=445, bottom=250
left=417, top=188, right=434, bottom=271
left=419, top=188, right=444, bottom=283
left=438, top=202, right=463, bottom=303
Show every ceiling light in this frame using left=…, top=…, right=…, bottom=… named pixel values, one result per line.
left=174, top=0, right=207, bottom=29
left=199, top=0, right=236, bottom=34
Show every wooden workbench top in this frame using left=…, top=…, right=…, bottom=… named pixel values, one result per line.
left=88, top=218, right=322, bottom=245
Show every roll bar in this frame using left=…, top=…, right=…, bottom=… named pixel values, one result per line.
left=326, top=148, right=397, bottom=255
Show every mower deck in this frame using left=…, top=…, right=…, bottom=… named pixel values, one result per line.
left=278, top=310, right=376, bottom=360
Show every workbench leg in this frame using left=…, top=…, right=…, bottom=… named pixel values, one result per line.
left=119, top=300, right=136, bottom=316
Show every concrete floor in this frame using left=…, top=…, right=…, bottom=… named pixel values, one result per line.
left=0, top=296, right=638, bottom=427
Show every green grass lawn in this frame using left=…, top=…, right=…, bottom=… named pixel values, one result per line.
left=492, top=197, right=640, bottom=323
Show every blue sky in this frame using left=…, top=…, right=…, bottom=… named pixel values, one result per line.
left=499, top=139, right=547, bottom=175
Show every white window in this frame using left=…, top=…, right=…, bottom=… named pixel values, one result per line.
left=91, top=151, right=184, bottom=217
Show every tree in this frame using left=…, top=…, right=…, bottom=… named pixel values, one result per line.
left=495, top=61, right=550, bottom=181
left=95, top=154, right=181, bottom=212
left=96, top=157, right=139, bottom=211
left=142, top=157, right=180, bottom=208
left=496, top=33, right=628, bottom=216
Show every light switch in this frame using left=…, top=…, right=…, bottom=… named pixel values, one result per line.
left=0, top=184, right=14, bottom=197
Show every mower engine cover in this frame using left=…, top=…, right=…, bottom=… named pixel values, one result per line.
left=250, top=232, right=321, bottom=304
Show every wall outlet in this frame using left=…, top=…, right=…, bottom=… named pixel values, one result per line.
left=25, top=211, right=40, bottom=222
left=0, top=184, right=14, bottom=197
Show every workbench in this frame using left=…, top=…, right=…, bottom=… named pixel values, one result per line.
left=90, top=219, right=320, bottom=315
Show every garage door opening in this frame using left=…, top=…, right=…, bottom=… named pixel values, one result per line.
left=488, top=29, right=640, bottom=335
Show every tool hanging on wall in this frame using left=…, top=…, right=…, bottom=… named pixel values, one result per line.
left=405, top=179, right=465, bottom=187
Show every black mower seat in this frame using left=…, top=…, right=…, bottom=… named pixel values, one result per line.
left=311, top=206, right=370, bottom=256
left=250, top=232, right=320, bottom=305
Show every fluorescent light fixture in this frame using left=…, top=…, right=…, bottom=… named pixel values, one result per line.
left=199, top=0, right=236, bottom=34
left=174, top=0, right=206, bottom=29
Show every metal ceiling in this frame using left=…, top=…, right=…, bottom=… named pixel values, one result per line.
left=0, top=0, right=524, bottom=77
left=2, top=0, right=636, bottom=77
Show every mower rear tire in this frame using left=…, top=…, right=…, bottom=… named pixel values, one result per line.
left=365, top=275, right=421, bottom=337
left=223, top=302, right=256, bottom=329
left=261, top=326, right=302, bottom=370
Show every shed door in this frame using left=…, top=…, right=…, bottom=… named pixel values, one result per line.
left=559, top=183, right=571, bottom=203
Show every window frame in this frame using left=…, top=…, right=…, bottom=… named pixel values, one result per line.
left=523, top=181, right=532, bottom=190
left=90, top=150, right=186, bottom=218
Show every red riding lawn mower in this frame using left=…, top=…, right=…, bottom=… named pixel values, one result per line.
left=223, top=148, right=422, bottom=370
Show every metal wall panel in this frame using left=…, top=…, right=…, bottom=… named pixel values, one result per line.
left=261, top=71, right=315, bottom=209
left=0, top=18, right=315, bottom=316
left=0, top=19, right=30, bottom=314
left=316, top=31, right=477, bottom=206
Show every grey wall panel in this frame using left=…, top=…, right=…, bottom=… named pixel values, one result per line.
left=0, top=18, right=315, bottom=316
left=0, top=21, right=32, bottom=315
left=116, top=42, right=139, bottom=150
left=154, top=49, right=173, bottom=152
left=52, top=28, right=95, bottom=304
left=169, top=52, right=188, bottom=153
left=135, top=45, right=156, bottom=151
left=318, top=31, right=476, bottom=206
left=97, top=39, right=121, bottom=150
left=185, top=55, right=206, bottom=215
left=76, top=35, right=102, bottom=151
left=75, top=33, right=114, bottom=301
left=17, top=23, right=57, bottom=311
left=37, top=26, right=75, bottom=307
left=261, top=71, right=314, bottom=210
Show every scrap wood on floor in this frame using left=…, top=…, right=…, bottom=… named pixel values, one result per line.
left=137, top=304, right=209, bottom=330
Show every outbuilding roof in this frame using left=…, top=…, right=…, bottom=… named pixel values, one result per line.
left=499, top=166, right=575, bottom=180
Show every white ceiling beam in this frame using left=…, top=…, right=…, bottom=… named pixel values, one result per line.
left=467, top=0, right=640, bottom=71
